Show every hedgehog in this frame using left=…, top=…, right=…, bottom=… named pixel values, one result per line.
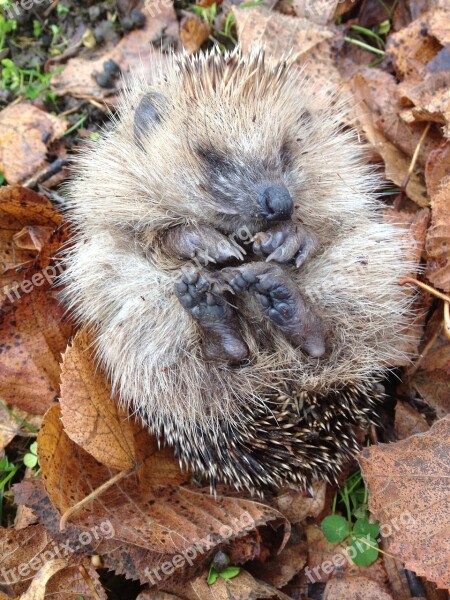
left=61, top=47, right=414, bottom=493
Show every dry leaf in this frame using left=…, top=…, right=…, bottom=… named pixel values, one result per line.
left=323, top=576, right=394, bottom=599
left=137, top=591, right=183, bottom=600
left=387, top=11, right=450, bottom=134
left=0, top=105, right=66, bottom=185
left=425, top=139, right=450, bottom=198
left=19, top=559, right=68, bottom=600
left=351, top=79, right=429, bottom=207
left=426, top=180, right=450, bottom=291
left=353, top=68, right=442, bottom=167
left=0, top=285, right=73, bottom=415
left=386, top=14, right=441, bottom=80
left=0, top=186, right=62, bottom=303
left=0, top=401, right=25, bottom=452
left=59, top=331, right=136, bottom=471
left=12, top=227, right=54, bottom=253
left=0, top=193, right=71, bottom=414
left=359, top=416, right=450, bottom=590
left=168, top=568, right=292, bottom=599
left=291, top=0, right=340, bottom=25
left=412, top=370, right=450, bottom=419
left=395, top=401, right=429, bottom=439
left=304, top=524, right=388, bottom=585
left=0, top=525, right=106, bottom=599
left=247, top=524, right=308, bottom=588
left=35, top=405, right=288, bottom=586
left=234, top=7, right=344, bottom=97
left=427, top=9, right=450, bottom=45
left=409, top=311, right=450, bottom=419
left=275, top=482, right=327, bottom=523
left=36, top=560, right=107, bottom=600
left=180, top=14, right=211, bottom=54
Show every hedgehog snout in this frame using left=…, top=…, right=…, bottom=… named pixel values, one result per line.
left=257, top=184, right=293, bottom=222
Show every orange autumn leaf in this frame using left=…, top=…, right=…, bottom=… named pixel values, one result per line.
left=359, top=416, right=450, bottom=590
left=59, top=331, right=136, bottom=471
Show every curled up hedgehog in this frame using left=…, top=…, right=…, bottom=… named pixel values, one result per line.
left=62, top=48, right=414, bottom=493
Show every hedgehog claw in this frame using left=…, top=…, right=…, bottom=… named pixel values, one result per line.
left=163, top=225, right=245, bottom=266
left=253, top=222, right=318, bottom=268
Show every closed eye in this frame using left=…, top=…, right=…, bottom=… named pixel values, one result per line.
left=196, top=145, right=235, bottom=175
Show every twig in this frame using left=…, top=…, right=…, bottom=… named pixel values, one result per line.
left=400, top=122, right=431, bottom=191
left=59, top=467, right=134, bottom=531
left=78, top=565, right=102, bottom=600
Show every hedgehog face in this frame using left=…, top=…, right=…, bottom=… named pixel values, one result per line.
left=133, top=82, right=305, bottom=234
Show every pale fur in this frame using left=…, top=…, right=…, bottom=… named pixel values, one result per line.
left=61, top=48, right=415, bottom=484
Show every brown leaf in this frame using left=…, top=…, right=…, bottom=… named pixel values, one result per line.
left=12, top=226, right=54, bottom=253
left=351, top=78, right=429, bottom=207
left=386, top=14, right=441, bottom=80
left=412, top=369, right=450, bottom=419
left=36, top=405, right=288, bottom=586
left=137, top=591, right=182, bottom=600
left=0, top=105, right=66, bottom=185
left=387, top=10, right=450, bottom=135
left=425, top=139, right=450, bottom=198
left=275, top=482, right=326, bottom=523
left=247, top=524, right=307, bottom=589
left=0, top=401, right=25, bottom=452
left=427, top=9, right=450, bottom=45
left=291, top=0, right=339, bottom=25
left=13, top=477, right=173, bottom=588
left=59, top=331, right=136, bottom=471
left=304, top=524, right=388, bottom=585
left=168, top=569, right=292, bottom=599
left=353, top=68, right=442, bottom=168
left=180, top=14, right=211, bottom=54
left=0, top=525, right=50, bottom=595
left=38, top=560, right=107, bottom=600
left=426, top=180, right=450, bottom=292
left=0, top=192, right=71, bottom=415
left=0, top=186, right=62, bottom=303
left=0, top=525, right=107, bottom=599
left=19, top=559, right=68, bottom=600
left=234, top=7, right=344, bottom=97
left=395, top=401, right=429, bottom=439
left=407, top=310, right=450, bottom=419
left=323, top=576, right=394, bottom=600
left=359, top=416, right=450, bottom=590
left=0, top=285, right=73, bottom=415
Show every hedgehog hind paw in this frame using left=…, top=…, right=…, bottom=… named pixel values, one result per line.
left=175, top=269, right=249, bottom=363
left=222, top=262, right=326, bottom=358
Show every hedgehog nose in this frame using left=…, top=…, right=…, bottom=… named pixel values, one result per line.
left=257, top=185, right=293, bottom=222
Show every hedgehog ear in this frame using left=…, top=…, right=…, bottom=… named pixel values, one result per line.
left=133, top=92, right=166, bottom=148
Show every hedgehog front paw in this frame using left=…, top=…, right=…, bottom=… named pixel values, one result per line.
left=222, top=263, right=326, bottom=357
left=175, top=269, right=249, bottom=363
left=165, top=225, right=245, bottom=266
left=252, top=222, right=318, bottom=268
